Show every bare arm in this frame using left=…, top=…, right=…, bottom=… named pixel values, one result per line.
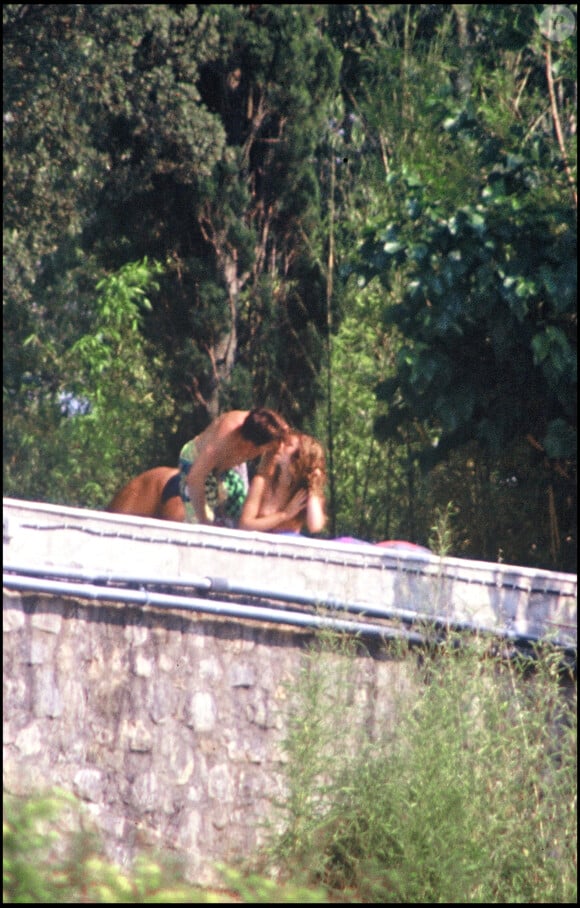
left=305, top=492, right=326, bottom=534
left=304, top=467, right=326, bottom=534
left=238, top=477, right=308, bottom=532
left=186, top=446, right=217, bottom=524
left=185, top=412, right=249, bottom=523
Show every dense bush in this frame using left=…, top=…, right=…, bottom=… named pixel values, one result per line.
left=266, top=633, right=577, bottom=903
left=3, top=636, right=576, bottom=903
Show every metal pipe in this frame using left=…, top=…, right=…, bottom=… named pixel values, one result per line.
left=4, top=562, right=214, bottom=593
left=5, top=561, right=439, bottom=624
left=3, top=572, right=428, bottom=645
left=4, top=562, right=574, bottom=653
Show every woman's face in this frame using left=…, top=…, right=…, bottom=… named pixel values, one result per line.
left=275, top=433, right=300, bottom=465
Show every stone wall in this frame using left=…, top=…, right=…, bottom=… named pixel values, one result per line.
left=3, top=499, right=576, bottom=887
left=3, top=588, right=411, bottom=887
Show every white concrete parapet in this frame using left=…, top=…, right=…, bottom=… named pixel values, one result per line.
left=3, top=498, right=576, bottom=649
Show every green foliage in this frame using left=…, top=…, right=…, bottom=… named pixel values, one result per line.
left=428, top=501, right=458, bottom=557
left=324, top=3, right=576, bottom=569
left=3, top=788, right=76, bottom=904
left=266, top=632, right=577, bottom=903
left=216, top=866, right=328, bottom=904
left=351, top=142, right=576, bottom=567
left=4, top=4, right=340, bottom=456
left=3, top=258, right=174, bottom=509
left=2, top=790, right=330, bottom=903
left=3, top=788, right=193, bottom=902
left=314, top=281, right=415, bottom=541
left=360, top=159, right=576, bottom=463
left=3, top=5, right=577, bottom=569
left=57, top=257, right=175, bottom=507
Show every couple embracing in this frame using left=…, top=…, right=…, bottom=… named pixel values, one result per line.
left=108, top=407, right=326, bottom=536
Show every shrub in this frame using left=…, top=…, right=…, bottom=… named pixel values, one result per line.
left=266, top=632, right=577, bottom=903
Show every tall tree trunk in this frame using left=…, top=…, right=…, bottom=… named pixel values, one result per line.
left=453, top=5, right=473, bottom=99
left=326, top=149, right=336, bottom=536
left=199, top=212, right=248, bottom=420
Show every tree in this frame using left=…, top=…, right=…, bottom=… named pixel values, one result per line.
left=81, top=4, right=340, bottom=429
left=4, top=5, right=340, bottom=507
left=4, top=4, right=577, bottom=569
left=3, top=258, right=173, bottom=508
left=324, top=4, right=576, bottom=567
left=3, top=4, right=226, bottom=483
left=354, top=141, right=576, bottom=567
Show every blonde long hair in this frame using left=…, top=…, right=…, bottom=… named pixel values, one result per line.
left=258, top=432, right=327, bottom=499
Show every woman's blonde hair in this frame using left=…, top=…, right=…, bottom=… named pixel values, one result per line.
left=292, top=434, right=327, bottom=495
left=259, top=432, right=327, bottom=498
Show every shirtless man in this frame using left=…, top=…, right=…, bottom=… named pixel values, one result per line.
left=238, top=432, right=327, bottom=535
left=178, top=408, right=289, bottom=526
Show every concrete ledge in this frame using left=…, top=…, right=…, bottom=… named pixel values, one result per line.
left=3, top=498, right=577, bottom=648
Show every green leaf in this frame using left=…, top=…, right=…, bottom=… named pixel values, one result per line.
left=383, top=241, right=405, bottom=255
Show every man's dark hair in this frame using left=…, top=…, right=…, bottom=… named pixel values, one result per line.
left=241, top=408, right=289, bottom=446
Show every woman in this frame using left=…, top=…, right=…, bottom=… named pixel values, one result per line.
left=238, top=432, right=327, bottom=535
left=178, top=407, right=289, bottom=526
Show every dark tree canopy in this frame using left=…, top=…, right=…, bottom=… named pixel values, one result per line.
left=3, top=4, right=577, bottom=571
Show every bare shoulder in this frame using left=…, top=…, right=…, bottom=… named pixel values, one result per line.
left=213, top=410, right=248, bottom=439
left=192, top=412, right=249, bottom=470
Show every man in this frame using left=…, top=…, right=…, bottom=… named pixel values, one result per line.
left=178, top=408, right=289, bottom=526
left=108, top=408, right=289, bottom=527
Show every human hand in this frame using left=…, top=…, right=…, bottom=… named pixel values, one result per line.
left=286, top=488, right=308, bottom=517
